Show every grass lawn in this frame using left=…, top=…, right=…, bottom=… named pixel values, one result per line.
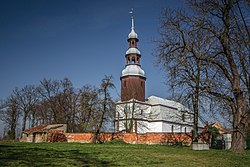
left=0, top=142, right=249, bottom=167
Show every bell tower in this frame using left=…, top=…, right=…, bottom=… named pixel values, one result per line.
left=120, top=13, right=146, bottom=102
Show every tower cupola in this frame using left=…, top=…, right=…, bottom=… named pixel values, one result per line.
left=128, top=15, right=138, bottom=40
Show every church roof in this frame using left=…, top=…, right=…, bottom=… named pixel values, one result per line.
left=117, top=95, right=191, bottom=113
left=23, top=124, right=66, bottom=134
left=146, top=96, right=191, bottom=112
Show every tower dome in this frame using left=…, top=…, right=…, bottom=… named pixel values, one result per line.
left=126, top=47, right=141, bottom=55
left=128, top=29, right=138, bottom=39
left=122, top=64, right=145, bottom=77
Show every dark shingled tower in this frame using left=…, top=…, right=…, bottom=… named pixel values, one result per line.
left=120, top=13, right=146, bottom=102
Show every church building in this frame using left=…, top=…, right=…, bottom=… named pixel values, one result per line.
left=115, top=14, right=194, bottom=134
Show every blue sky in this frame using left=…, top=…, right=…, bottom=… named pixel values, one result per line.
left=0, top=0, right=184, bottom=102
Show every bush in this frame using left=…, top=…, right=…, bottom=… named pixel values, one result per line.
left=49, top=132, right=67, bottom=142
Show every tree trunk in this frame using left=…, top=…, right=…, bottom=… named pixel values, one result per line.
left=22, top=111, right=27, bottom=132
left=93, top=86, right=108, bottom=143
left=31, top=111, right=35, bottom=127
left=231, top=93, right=248, bottom=152
left=192, top=95, right=199, bottom=142
left=9, top=121, right=16, bottom=140
left=231, top=130, right=246, bottom=152
left=9, top=110, right=18, bottom=140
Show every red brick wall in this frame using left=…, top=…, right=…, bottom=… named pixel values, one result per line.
left=65, top=132, right=192, bottom=144
left=65, top=133, right=93, bottom=143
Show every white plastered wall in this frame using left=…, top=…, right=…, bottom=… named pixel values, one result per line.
left=115, top=97, right=194, bottom=134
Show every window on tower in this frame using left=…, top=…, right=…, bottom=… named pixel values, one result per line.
left=132, top=57, right=135, bottom=64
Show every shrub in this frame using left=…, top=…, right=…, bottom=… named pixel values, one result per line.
left=49, top=132, right=67, bottom=142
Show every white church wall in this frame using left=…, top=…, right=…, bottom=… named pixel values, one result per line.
left=150, top=105, right=161, bottom=120
left=152, top=105, right=187, bottom=124
left=136, top=120, right=149, bottom=133
left=147, top=121, right=162, bottom=133
left=162, top=122, right=173, bottom=132
left=185, top=126, right=193, bottom=133
left=115, top=98, right=194, bottom=134
left=161, top=123, right=193, bottom=133
left=116, top=120, right=127, bottom=132
left=116, top=102, right=150, bottom=118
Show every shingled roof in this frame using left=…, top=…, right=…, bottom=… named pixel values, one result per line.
left=23, top=124, right=66, bottom=134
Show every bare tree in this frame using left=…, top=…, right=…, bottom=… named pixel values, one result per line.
left=37, top=79, right=61, bottom=123
left=0, top=76, right=119, bottom=137
left=59, top=78, right=78, bottom=132
left=156, top=0, right=249, bottom=152
left=188, top=0, right=249, bottom=152
left=0, top=95, right=20, bottom=139
left=77, top=85, right=99, bottom=132
left=93, top=75, right=115, bottom=143
left=156, top=8, right=209, bottom=141
left=13, top=85, right=39, bottom=131
left=32, top=100, right=50, bottom=126
left=36, top=78, right=80, bottom=131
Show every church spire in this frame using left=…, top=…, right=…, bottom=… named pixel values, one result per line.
left=120, top=10, right=146, bottom=102
left=125, top=9, right=141, bottom=65
left=129, top=8, right=134, bottom=27
left=131, top=15, right=134, bottom=30
left=128, top=9, right=138, bottom=40
left=130, top=9, right=134, bottom=31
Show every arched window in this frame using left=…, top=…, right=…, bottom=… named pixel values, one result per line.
left=132, top=57, right=135, bottom=63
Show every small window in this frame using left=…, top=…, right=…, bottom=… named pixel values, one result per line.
left=182, top=113, right=185, bottom=122
left=124, top=81, right=126, bottom=87
left=141, top=81, right=143, bottom=87
left=171, top=125, right=174, bottom=133
left=132, top=57, right=135, bottom=63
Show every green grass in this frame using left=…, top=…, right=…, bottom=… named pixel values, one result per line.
left=0, top=142, right=249, bottom=167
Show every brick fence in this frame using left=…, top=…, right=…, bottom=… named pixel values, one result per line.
left=65, top=132, right=192, bottom=145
